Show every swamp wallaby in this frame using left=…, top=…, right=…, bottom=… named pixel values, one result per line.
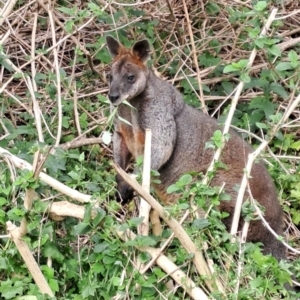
left=106, top=35, right=286, bottom=261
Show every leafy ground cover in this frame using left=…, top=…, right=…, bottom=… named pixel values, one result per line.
left=0, top=0, right=299, bottom=299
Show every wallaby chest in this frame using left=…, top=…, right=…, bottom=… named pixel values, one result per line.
left=116, top=103, right=145, bottom=158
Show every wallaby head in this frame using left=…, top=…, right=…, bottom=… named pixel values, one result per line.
left=106, top=36, right=151, bottom=106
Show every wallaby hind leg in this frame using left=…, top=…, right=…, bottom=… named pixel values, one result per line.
left=261, top=230, right=286, bottom=261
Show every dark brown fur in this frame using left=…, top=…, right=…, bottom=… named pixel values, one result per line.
left=106, top=36, right=286, bottom=261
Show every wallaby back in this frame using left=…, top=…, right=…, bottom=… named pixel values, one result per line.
left=106, top=36, right=285, bottom=261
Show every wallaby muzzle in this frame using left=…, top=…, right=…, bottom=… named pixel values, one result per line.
left=108, top=93, right=120, bottom=104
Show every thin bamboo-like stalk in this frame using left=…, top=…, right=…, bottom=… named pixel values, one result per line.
left=30, top=12, right=44, bottom=143
left=48, top=8, right=62, bottom=147
left=138, top=129, right=152, bottom=236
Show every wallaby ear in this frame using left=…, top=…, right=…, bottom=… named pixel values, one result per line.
left=106, top=35, right=122, bottom=58
left=132, top=39, right=150, bottom=62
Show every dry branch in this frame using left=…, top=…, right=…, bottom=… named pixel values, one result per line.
left=114, top=163, right=221, bottom=293
left=1, top=144, right=211, bottom=298
left=117, top=229, right=209, bottom=300
left=6, top=221, right=54, bottom=297
left=47, top=200, right=208, bottom=300
left=0, top=0, right=18, bottom=27
left=59, top=137, right=104, bottom=150
left=0, top=147, right=92, bottom=203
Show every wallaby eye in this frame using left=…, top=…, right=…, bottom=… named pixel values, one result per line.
left=127, top=75, right=135, bottom=83
left=106, top=73, right=112, bottom=81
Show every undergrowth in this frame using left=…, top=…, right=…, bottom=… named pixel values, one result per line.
left=0, top=0, right=299, bottom=299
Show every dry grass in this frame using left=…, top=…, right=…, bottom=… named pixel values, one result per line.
left=1, top=0, right=299, bottom=257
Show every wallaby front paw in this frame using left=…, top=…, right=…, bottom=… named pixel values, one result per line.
left=116, top=175, right=134, bottom=203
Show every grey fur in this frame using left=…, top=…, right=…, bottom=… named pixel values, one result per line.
left=106, top=36, right=285, bottom=261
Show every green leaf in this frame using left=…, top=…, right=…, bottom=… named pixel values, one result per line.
left=237, top=59, right=249, bottom=69
left=82, top=283, right=97, bottom=297
left=49, top=278, right=59, bottom=292
left=220, top=193, right=231, bottom=201
left=205, top=2, right=220, bottom=14
left=288, top=50, right=298, bottom=63
left=79, top=152, right=85, bottom=162
left=167, top=184, right=180, bottom=194
left=254, top=1, right=267, bottom=11
left=117, top=115, right=132, bottom=126
left=291, top=141, right=300, bottom=150
left=92, top=208, right=106, bottom=227
left=269, top=45, right=281, bottom=56
left=192, top=218, right=210, bottom=229
left=118, top=223, right=129, bottom=231
left=40, top=265, right=54, bottom=278
left=0, top=257, right=7, bottom=269
left=0, top=280, right=23, bottom=299
left=123, top=99, right=136, bottom=109
left=291, top=188, right=300, bottom=200
left=223, top=64, right=239, bottom=73
left=178, top=203, right=190, bottom=210
left=291, top=208, right=300, bottom=225
left=128, top=217, right=144, bottom=227
left=270, top=83, right=288, bottom=99
left=79, top=112, right=88, bottom=128
left=68, top=170, right=80, bottom=180
left=15, top=296, right=38, bottom=300
left=275, top=62, right=293, bottom=71
left=65, top=20, right=74, bottom=33
left=254, top=38, right=265, bottom=48
left=103, top=256, right=116, bottom=264
left=34, top=72, right=47, bottom=84
left=44, top=242, right=64, bottom=262
left=94, top=242, right=109, bottom=253
left=222, top=82, right=234, bottom=94
left=97, top=94, right=110, bottom=104
left=111, top=277, right=121, bottom=286
left=88, top=2, right=103, bottom=16
left=240, top=73, right=251, bottom=83
left=212, top=129, right=222, bottom=140
left=178, top=174, right=193, bottom=186
left=255, top=122, right=268, bottom=129
left=136, top=235, right=157, bottom=247
left=57, top=6, right=77, bottom=16
left=0, top=197, right=8, bottom=205
left=73, top=222, right=92, bottom=235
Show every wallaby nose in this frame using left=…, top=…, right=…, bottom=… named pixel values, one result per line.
left=108, top=94, right=120, bottom=103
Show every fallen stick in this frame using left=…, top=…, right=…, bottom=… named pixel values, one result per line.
left=47, top=200, right=208, bottom=300
left=0, top=147, right=92, bottom=203
left=117, top=229, right=208, bottom=300
left=114, top=163, right=220, bottom=293
left=6, top=221, right=54, bottom=297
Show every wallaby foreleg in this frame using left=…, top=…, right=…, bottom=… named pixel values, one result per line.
left=114, top=131, right=134, bottom=203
